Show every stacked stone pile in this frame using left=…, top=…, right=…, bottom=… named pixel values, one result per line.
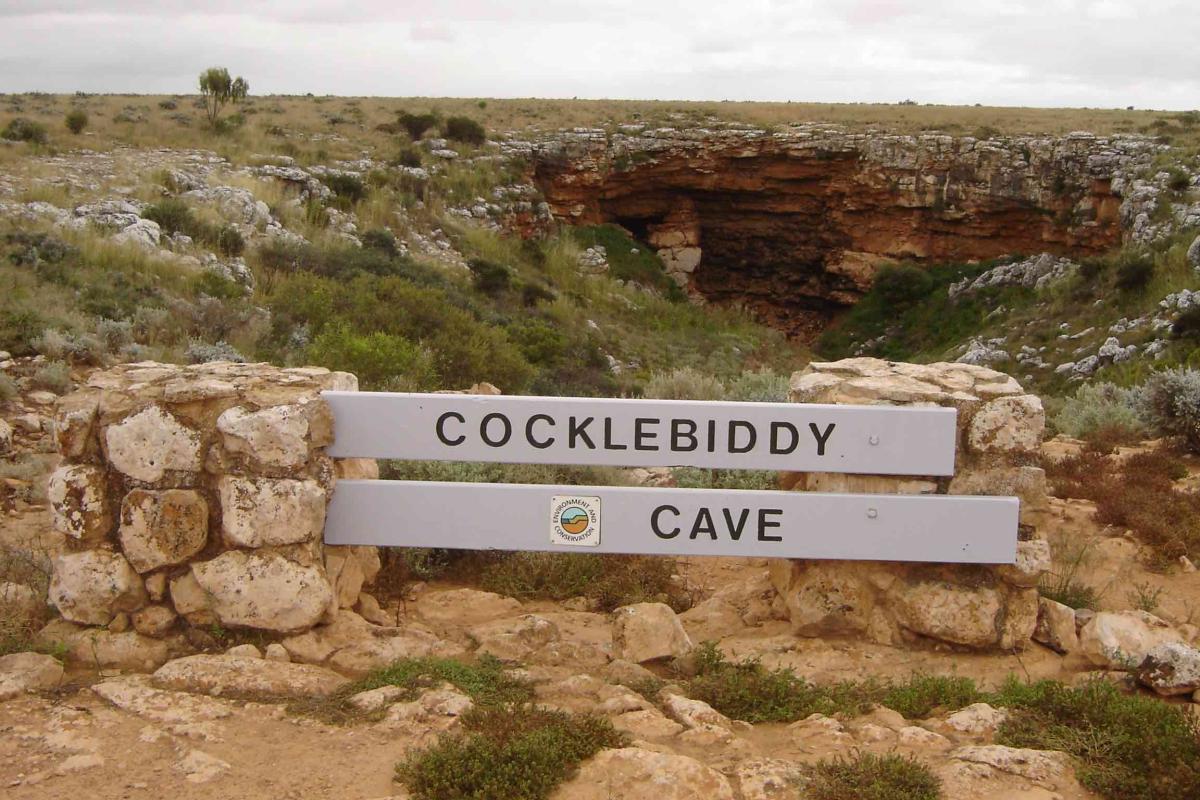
left=42, top=361, right=381, bottom=667
left=777, top=358, right=1050, bottom=650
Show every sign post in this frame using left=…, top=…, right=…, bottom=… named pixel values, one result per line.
left=321, top=391, right=1018, bottom=564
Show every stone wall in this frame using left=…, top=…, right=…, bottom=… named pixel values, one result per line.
left=773, top=357, right=1050, bottom=650
left=42, top=361, right=381, bottom=667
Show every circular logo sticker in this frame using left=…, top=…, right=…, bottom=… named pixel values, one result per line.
left=550, top=496, right=601, bottom=547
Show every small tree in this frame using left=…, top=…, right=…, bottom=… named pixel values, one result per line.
left=198, top=67, right=249, bottom=127
left=64, top=109, right=88, bottom=134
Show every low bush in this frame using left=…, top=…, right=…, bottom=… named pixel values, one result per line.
left=397, top=111, right=439, bottom=140
left=0, top=373, right=17, bottom=402
left=322, top=172, right=367, bottom=208
left=1165, top=166, right=1192, bottom=192
left=873, top=263, right=935, bottom=307
left=1143, top=368, right=1200, bottom=451
left=1052, top=382, right=1149, bottom=444
left=480, top=552, right=691, bottom=612
left=1114, top=251, right=1155, bottom=292
left=215, top=225, right=244, bottom=257
left=361, top=228, right=399, bottom=257
left=185, top=340, right=245, bottom=364
left=804, top=752, right=942, bottom=800
left=879, top=674, right=983, bottom=719
left=468, top=257, right=512, bottom=295
left=29, top=360, right=72, bottom=394
left=392, top=146, right=424, bottom=168
left=64, top=109, right=88, bottom=134
left=1038, top=575, right=1100, bottom=610
left=1172, top=307, right=1200, bottom=340
left=643, top=367, right=726, bottom=400
left=142, top=198, right=197, bottom=236
left=725, top=369, right=789, bottom=402
left=396, top=706, right=625, bottom=800
left=306, top=325, right=436, bottom=391
left=443, top=115, right=487, bottom=145
left=995, top=677, right=1200, bottom=800
left=1, top=117, right=48, bottom=144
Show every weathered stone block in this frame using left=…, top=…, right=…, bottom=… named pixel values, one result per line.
left=105, top=405, right=202, bottom=483
left=49, top=550, right=148, bottom=625
left=966, top=395, right=1044, bottom=454
left=119, top=488, right=209, bottom=572
left=53, top=389, right=100, bottom=459
left=191, top=551, right=332, bottom=633
left=216, top=403, right=309, bottom=468
left=612, top=602, right=693, bottom=663
left=890, top=581, right=1002, bottom=648
left=48, top=464, right=113, bottom=542
left=218, top=476, right=325, bottom=547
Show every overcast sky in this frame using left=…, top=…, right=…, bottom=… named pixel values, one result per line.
left=0, top=1, right=1195, bottom=109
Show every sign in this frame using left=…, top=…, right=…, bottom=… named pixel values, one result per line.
left=324, top=480, right=1019, bottom=563
left=322, top=391, right=958, bottom=476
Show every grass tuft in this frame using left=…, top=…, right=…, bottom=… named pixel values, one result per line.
left=804, top=752, right=942, bottom=800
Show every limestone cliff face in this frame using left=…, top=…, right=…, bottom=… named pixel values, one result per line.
left=532, top=126, right=1159, bottom=336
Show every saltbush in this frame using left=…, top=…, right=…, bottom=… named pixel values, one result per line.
left=0, top=374, right=17, bottom=402
left=361, top=228, right=399, bottom=257
left=1114, top=251, right=1155, bottom=292
left=1173, top=307, right=1200, bottom=340
left=1, top=117, right=48, bottom=144
left=185, top=340, right=245, bottom=364
left=64, top=109, right=88, bottom=135
left=397, top=111, right=439, bottom=140
left=443, top=115, right=487, bottom=145
left=1052, top=382, right=1149, bottom=443
left=306, top=325, right=436, bottom=391
left=1143, top=368, right=1200, bottom=451
left=29, top=361, right=72, bottom=394
left=322, top=172, right=367, bottom=207
left=643, top=367, right=726, bottom=400
left=215, top=225, right=245, bottom=257
left=804, top=753, right=942, bottom=800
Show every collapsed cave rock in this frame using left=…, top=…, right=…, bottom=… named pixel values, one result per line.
left=532, top=126, right=1157, bottom=337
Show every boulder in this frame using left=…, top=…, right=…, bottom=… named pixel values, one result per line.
left=216, top=403, right=310, bottom=468
left=37, top=619, right=172, bottom=671
left=1033, top=597, right=1079, bottom=654
left=966, top=395, right=1045, bottom=454
left=218, top=476, right=326, bottom=547
left=550, top=748, right=735, bottom=800
left=996, top=539, right=1051, bottom=587
left=105, top=405, right=202, bottom=483
left=152, top=654, right=348, bottom=697
left=113, top=219, right=162, bottom=249
left=132, top=604, right=178, bottom=638
left=1136, top=642, right=1200, bottom=696
left=191, top=551, right=332, bottom=633
left=49, top=550, right=148, bottom=625
left=730, top=760, right=805, bottom=800
left=0, top=652, right=64, bottom=700
left=469, top=614, right=561, bottom=661
left=48, top=464, right=113, bottom=542
left=416, top=589, right=522, bottom=626
left=1079, top=610, right=1180, bottom=669
left=950, top=745, right=1070, bottom=783
left=660, top=692, right=732, bottom=731
left=944, top=703, right=1009, bottom=735
left=53, top=389, right=100, bottom=459
left=0, top=418, right=11, bottom=455
left=891, top=581, right=1002, bottom=648
left=324, top=545, right=380, bottom=609
left=610, top=708, right=685, bottom=739
left=612, top=602, right=693, bottom=663
left=118, top=488, right=209, bottom=572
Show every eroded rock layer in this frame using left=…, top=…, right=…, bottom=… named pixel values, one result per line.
left=533, top=127, right=1159, bottom=336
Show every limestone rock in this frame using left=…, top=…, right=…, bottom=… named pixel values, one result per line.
left=48, top=464, right=113, bottom=543
left=169, top=571, right=216, bottom=625
left=891, top=581, right=1002, bottom=648
left=49, top=550, right=148, bottom=625
left=54, top=389, right=100, bottom=456
left=731, top=759, right=805, bottom=800
left=996, top=539, right=1051, bottom=587
left=178, top=749, right=231, bottom=784
left=132, top=605, right=178, bottom=638
left=191, top=551, right=332, bottom=633
left=1079, top=610, right=1180, bottom=669
left=0, top=418, right=11, bottom=455
left=153, top=654, right=348, bottom=697
left=105, top=405, right=202, bottom=483
left=661, top=692, right=732, bottom=731
left=612, top=602, right=693, bottom=663
left=950, top=745, right=1070, bottom=783
left=1136, top=642, right=1200, bottom=696
left=470, top=614, right=561, bottom=660
left=0, top=652, right=64, bottom=700
left=769, top=561, right=871, bottom=636
left=967, top=395, right=1045, bottom=453
left=610, top=708, right=685, bottom=738
left=416, top=589, right=522, bottom=626
left=118, top=488, right=208, bottom=572
left=218, top=476, right=326, bottom=547
left=944, top=703, right=1009, bottom=735
left=1033, top=597, right=1078, bottom=654
left=325, top=545, right=380, bottom=609
left=265, top=643, right=290, bottom=662
left=226, top=643, right=262, bottom=659
left=1, top=582, right=44, bottom=630
left=216, top=403, right=310, bottom=468
left=37, top=619, right=172, bottom=671
left=550, top=748, right=735, bottom=800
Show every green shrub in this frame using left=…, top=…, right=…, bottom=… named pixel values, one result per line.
left=392, top=146, right=424, bottom=168
left=396, top=706, right=625, bottom=800
left=64, top=109, right=88, bottom=135
left=1, top=118, right=48, bottom=144
left=1172, top=307, right=1200, bottom=340
left=643, top=367, right=726, bottom=400
left=1038, top=576, right=1100, bottom=610
left=142, top=198, right=198, bottom=236
left=725, top=369, right=789, bottom=402
left=0, top=373, right=15, bottom=402
left=1166, top=166, right=1192, bottom=192
left=361, top=228, right=399, bottom=257
left=1114, top=251, right=1155, bottom=292
left=685, top=643, right=873, bottom=723
left=481, top=552, right=691, bottom=612
left=995, top=677, right=1200, bottom=800
left=804, top=753, right=942, bottom=800
left=0, top=309, right=46, bottom=355
left=307, top=325, right=436, bottom=391
left=397, top=111, right=439, bottom=140
left=215, top=225, right=245, bottom=257
left=468, top=257, right=512, bottom=295
left=443, top=115, right=487, bottom=145
left=1052, top=382, right=1150, bottom=443
left=1143, top=368, right=1200, bottom=451
left=567, top=225, right=679, bottom=296
left=873, top=263, right=935, bottom=307
left=29, top=360, right=72, bottom=394
left=323, top=172, right=367, bottom=207
left=878, top=674, right=983, bottom=719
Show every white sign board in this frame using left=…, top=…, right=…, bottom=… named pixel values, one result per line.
left=325, top=480, right=1019, bottom=563
left=322, top=392, right=958, bottom=475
